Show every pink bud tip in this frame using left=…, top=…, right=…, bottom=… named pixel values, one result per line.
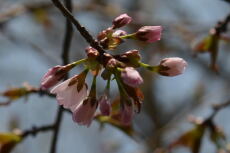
left=41, top=65, right=63, bottom=89
left=99, top=94, right=111, bottom=116
left=159, top=57, right=187, bottom=77
left=136, top=26, right=162, bottom=43
left=120, top=103, right=133, bottom=125
left=112, top=13, right=132, bottom=29
left=121, top=67, right=143, bottom=87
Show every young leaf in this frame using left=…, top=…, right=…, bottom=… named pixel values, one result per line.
left=169, top=125, right=205, bottom=153
left=0, top=133, right=22, bottom=153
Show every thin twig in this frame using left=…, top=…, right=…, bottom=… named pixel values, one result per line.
left=51, top=0, right=105, bottom=57
left=214, top=13, right=230, bottom=35
left=213, top=100, right=230, bottom=111
left=204, top=99, right=230, bottom=122
left=0, top=87, right=55, bottom=107
left=62, top=0, right=73, bottom=67
left=22, top=125, right=54, bottom=139
left=0, top=100, right=12, bottom=106
left=49, top=0, right=73, bottom=153
left=210, top=100, right=230, bottom=118
left=31, top=88, right=56, bottom=98
left=50, top=107, right=64, bottom=153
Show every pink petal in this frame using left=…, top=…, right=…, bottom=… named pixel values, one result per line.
left=72, top=99, right=97, bottom=127
left=51, top=76, right=88, bottom=111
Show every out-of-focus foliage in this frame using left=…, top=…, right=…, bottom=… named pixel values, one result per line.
left=0, top=132, right=21, bottom=153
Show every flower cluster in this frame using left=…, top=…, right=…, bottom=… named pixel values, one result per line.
left=41, top=14, right=187, bottom=127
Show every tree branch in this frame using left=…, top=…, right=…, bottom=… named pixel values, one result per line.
left=209, top=99, right=230, bottom=120
left=51, top=0, right=105, bottom=57
left=214, top=13, right=230, bottom=35
left=49, top=0, right=73, bottom=153
left=22, top=125, right=54, bottom=139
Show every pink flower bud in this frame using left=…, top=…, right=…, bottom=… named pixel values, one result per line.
left=112, top=13, right=132, bottom=29
left=120, top=102, right=133, bottom=125
left=121, top=67, right=143, bottom=87
left=123, top=50, right=141, bottom=61
left=72, top=98, right=98, bottom=127
left=97, top=28, right=113, bottom=41
left=106, top=58, right=118, bottom=70
left=41, top=65, right=64, bottom=89
left=85, top=47, right=99, bottom=59
left=99, top=94, right=111, bottom=116
left=136, top=26, right=162, bottom=43
left=158, top=57, right=187, bottom=76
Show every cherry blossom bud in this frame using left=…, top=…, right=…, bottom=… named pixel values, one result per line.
left=112, top=13, right=132, bottom=29
left=85, top=47, right=99, bottom=59
left=41, top=66, right=64, bottom=89
left=114, top=50, right=141, bottom=68
left=120, top=102, right=133, bottom=125
left=72, top=98, right=98, bottom=127
left=51, top=76, right=88, bottom=112
left=158, top=57, right=187, bottom=77
left=97, top=28, right=113, bottom=41
left=123, top=50, right=141, bottom=62
left=106, top=58, right=118, bottom=70
left=99, top=94, right=111, bottom=116
left=41, top=64, right=75, bottom=90
left=112, top=30, right=127, bottom=37
left=97, top=29, right=123, bottom=50
left=85, top=47, right=101, bottom=73
left=121, top=67, right=143, bottom=87
left=100, top=37, right=123, bottom=50
left=135, top=26, right=162, bottom=43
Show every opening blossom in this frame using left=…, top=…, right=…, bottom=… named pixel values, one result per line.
left=41, top=13, right=187, bottom=127
left=50, top=76, right=88, bottom=112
